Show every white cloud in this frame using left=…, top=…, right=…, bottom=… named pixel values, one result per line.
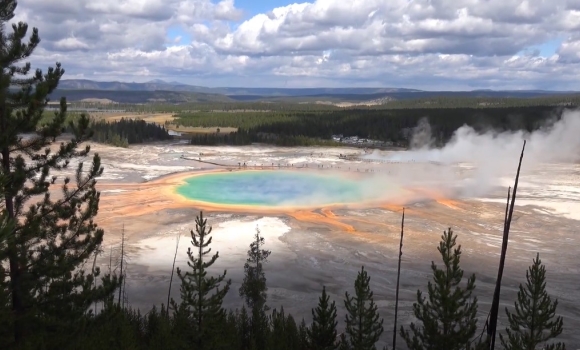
left=11, top=0, right=580, bottom=89
left=53, top=37, right=91, bottom=51
left=558, top=39, right=580, bottom=63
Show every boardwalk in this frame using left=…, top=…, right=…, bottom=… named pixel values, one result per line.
left=179, top=155, right=443, bottom=173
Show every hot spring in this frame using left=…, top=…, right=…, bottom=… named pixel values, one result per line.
left=175, top=170, right=384, bottom=207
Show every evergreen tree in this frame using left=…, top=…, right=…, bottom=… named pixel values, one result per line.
left=170, top=211, right=231, bottom=350
left=499, top=253, right=565, bottom=350
left=0, top=1, right=119, bottom=346
left=143, top=305, right=174, bottom=349
left=239, top=226, right=271, bottom=310
left=90, top=118, right=171, bottom=147
left=400, top=228, right=479, bottom=350
left=298, top=318, right=309, bottom=350
left=251, top=305, right=270, bottom=350
left=223, top=310, right=243, bottom=350
left=239, top=226, right=271, bottom=350
left=342, top=266, right=384, bottom=350
left=237, top=306, right=253, bottom=350
left=308, top=286, right=339, bottom=350
left=269, top=307, right=301, bottom=350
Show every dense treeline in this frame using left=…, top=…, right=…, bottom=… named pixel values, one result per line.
left=367, top=95, right=580, bottom=109
left=59, top=94, right=580, bottom=112
left=188, top=129, right=253, bottom=146
left=182, top=106, right=565, bottom=147
left=91, top=118, right=173, bottom=147
left=60, top=94, right=580, bottom=114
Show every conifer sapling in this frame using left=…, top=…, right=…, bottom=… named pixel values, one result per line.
left=400, top=228, right=479, bottom=350
left=342, top=266, right=384, bottom=350
left=239, top=226, right=271, bottom=311
left=500, top=253, right=565, bottom=350
left=308, top=286, right=339, bottom=350
left=170, top=211, right=231, bottom=349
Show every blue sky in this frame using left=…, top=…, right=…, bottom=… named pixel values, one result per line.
left=537, top=38, right=564, bottom=57
left=235, top=0, right=294, bottom=16
left=517, top=38, right=564, bottom=57
left=167, top=25, right=192, bottom=46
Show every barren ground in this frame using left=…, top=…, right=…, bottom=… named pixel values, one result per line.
left=80, top=141, right=579, bottom=348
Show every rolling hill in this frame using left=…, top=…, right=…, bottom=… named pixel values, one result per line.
left=51, top=79, right=579, bottom=104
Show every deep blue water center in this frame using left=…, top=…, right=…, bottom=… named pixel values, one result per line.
left=176, top=171, right=366, bottom=207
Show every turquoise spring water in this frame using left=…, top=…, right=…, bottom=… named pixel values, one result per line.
left=175, top=171, right=371, bottom=207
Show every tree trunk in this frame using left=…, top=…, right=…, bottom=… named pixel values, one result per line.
left=2, top=145, right=24, bottom=343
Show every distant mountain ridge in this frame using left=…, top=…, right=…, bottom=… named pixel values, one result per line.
left=51, top=79, right=580, bottom=104
left=57, top=79, right=423, bottom=96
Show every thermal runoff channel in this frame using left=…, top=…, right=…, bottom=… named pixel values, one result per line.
left=176, top=170, right=382, bottom=207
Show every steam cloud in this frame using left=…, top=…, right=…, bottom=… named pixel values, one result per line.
left=176, top=111, right=580, bottom=208
left=361, top=109, right=580, bottom=200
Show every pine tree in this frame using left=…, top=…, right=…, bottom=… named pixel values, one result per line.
left=0, top=1, right=119, bottom=346
left=342, top=266, right=384, bottom=350
left=308, top=286, right=339, bottom=350
left=251, top=305, right=270, bottom=350
left=143, top=305, right=174, bottom=349
left=239, top=226, right=271, bottom=350
left=298, top=318, right=309, bottom=350
left=237, top=306, right=253, bottom=350
left=400, top=228, right=479, bottom=350
left=499, top=253, right=565, bottom=350
left=222, top=310, right=242, bottom=350
left=170, top=211, right=231, bottom=350
left=269, top=307, right=301, bottom=350
left=239, top=226, right=271, bottom=311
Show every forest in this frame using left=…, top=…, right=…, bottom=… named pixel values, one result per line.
left=71, top=104, right=567, bottom=148
left=56, top=92, right=580, bottom=113
left=177, top=106, right=566, bottom=147
left=91, top=118, right=173, bottom=147
left=49, top=104, right=568, bottom=149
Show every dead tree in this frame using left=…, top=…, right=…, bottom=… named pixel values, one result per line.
left=487, top=140, right=526, bottom=349
left=166, top=231, right=181, bottom=318
left=117, top=225, right=127, bottom=307
left=393, top=208, right=405, bottom=350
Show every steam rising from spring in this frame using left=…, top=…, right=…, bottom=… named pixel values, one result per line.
left=171, top=110, right=580, bottom=208
left=364, top=109, right=580, bottom=200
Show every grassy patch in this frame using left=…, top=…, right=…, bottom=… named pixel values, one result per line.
left=100, top=113, right=176, bottom=124
left=97, top=113, right=239, bottom=134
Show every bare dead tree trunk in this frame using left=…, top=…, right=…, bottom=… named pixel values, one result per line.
left=118, top=224, right=125, bottom=307
left=122, top=276, right=127, bottom=309
left=2, top=116, right=25, bottom=344
left=393, top=208, right=405, bottom=350
left=166, top=231, right=181, bottom=318
left=91, top=246, right=101, bottom=315
left=487, top=140, right=526, bottom=349
left=108, top=246, right=113, bottom=275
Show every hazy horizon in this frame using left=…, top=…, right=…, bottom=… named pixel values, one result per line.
left=55, top=78, right=580, bottom=92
